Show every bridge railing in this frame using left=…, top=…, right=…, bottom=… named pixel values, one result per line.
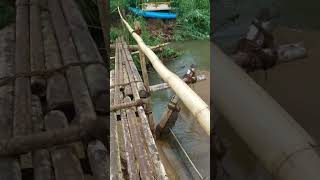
left=118, top=7, right=210, bottom=135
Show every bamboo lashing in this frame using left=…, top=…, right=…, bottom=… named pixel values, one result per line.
left=118, top=7, right=210, bottom=135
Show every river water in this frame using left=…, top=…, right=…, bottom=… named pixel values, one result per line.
left=214, top=0, right=320, bottom=179
left=148, top=40, right=210, bottom=179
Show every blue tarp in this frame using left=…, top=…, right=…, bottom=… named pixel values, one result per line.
left=129, top=7, right=176, bottom=19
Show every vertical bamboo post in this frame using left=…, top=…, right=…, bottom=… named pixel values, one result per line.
left=136, top=21, right=156, bottom=133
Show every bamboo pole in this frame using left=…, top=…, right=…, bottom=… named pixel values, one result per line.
left=111, top=99, right=146, bottom=111
left=118, top=7, right=210, bottom=135
left=45, top=111, right=84, bottom=180
left=110, top=39, right=124, bottom=180
left=213, top=44, right=320, bottom=180
left=0, top=24, right=21, bottom=180
left=110, top=43, right=169, bottom=51
left=31, top=96, right=54, bottom=180
left=149, top=74, right=207, bottom=92
left=48, top=0, right=96, bottom=123
left=30, top=0, right=46, bottom=95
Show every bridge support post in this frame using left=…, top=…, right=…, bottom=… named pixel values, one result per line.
left=136, top=22, right=156, bottom=134
left=155, top=95, right=180, bottom=139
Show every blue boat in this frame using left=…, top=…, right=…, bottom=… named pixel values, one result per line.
left=129, top=7, right=176, bottom=19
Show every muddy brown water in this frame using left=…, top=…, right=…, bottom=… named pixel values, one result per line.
left=149, top=40, right=210, bottom=179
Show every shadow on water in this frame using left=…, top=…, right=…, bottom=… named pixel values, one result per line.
left=149, top=40, right=210, bottom=179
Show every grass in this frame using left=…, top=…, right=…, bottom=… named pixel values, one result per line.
left=174, top=0, right=210, bottom=40
left=0, top=1, right=15, bottom=30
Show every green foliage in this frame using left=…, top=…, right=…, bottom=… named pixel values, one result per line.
left=175, top=0, right=210, bottom=40
left=0, top=1, right=15, bottom=30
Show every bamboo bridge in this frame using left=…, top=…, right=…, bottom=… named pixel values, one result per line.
left=109, top=8, right=210, bottom=180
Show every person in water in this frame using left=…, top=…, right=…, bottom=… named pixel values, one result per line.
left=232, top=8, right=278, bottom=72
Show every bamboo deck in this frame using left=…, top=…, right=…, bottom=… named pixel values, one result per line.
left=0, top=0, right=109, bottom=179
left=110, top=37, right=167, bottom=180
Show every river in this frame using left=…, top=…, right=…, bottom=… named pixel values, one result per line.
left=148, top=40, right=210, bottom=179
left=214, top=0, right=320, bottom=179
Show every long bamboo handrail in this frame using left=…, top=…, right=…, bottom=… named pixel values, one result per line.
left=118, top=7, right=210, bottom=135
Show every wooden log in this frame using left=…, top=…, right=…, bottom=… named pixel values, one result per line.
left=87, top=140, right=109, bottom=180
left=0, top=25, right=21, bottom=180
left=30, top=0, right=46, bottom=95
left=45, top=111, right=84, bottom=180
left=59, top=0, right=109, bottom=112
left=48, top=0, right=96, bottom=123
left=14, top=0, right=32, bottom=137
left=31, top=95, right=54, bottom=180
left=120, top=108, right=139, bottom=180
left=41, top=11, right=73, bottom=112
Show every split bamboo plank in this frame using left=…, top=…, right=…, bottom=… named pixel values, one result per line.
left=48, top=0, right=96, bottom=123
left=137, top=106, right=168, bottom=180
left=31, top=96, right=54, bottom=180
left=14, top=0, right=32, bottom=137
left=87, top=140, right=109, bottom=180
left=0, top=24, right=21, bottom=180
left=120, top=108, right=139, bottom=180
left=123, top=66, right=133, bottom=97
left=110, top=113, right=123, bottom=180
left=30, top=0, right=46, bottom=95
left=118, top=8, right=210, bottom=135
left=60, top=0, right=109, bottom=112
left=41, top=11, right=73, bottom=112
left=124, top=97, right=154, bottom=180
left=45, top=111, right=84, bottom=180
